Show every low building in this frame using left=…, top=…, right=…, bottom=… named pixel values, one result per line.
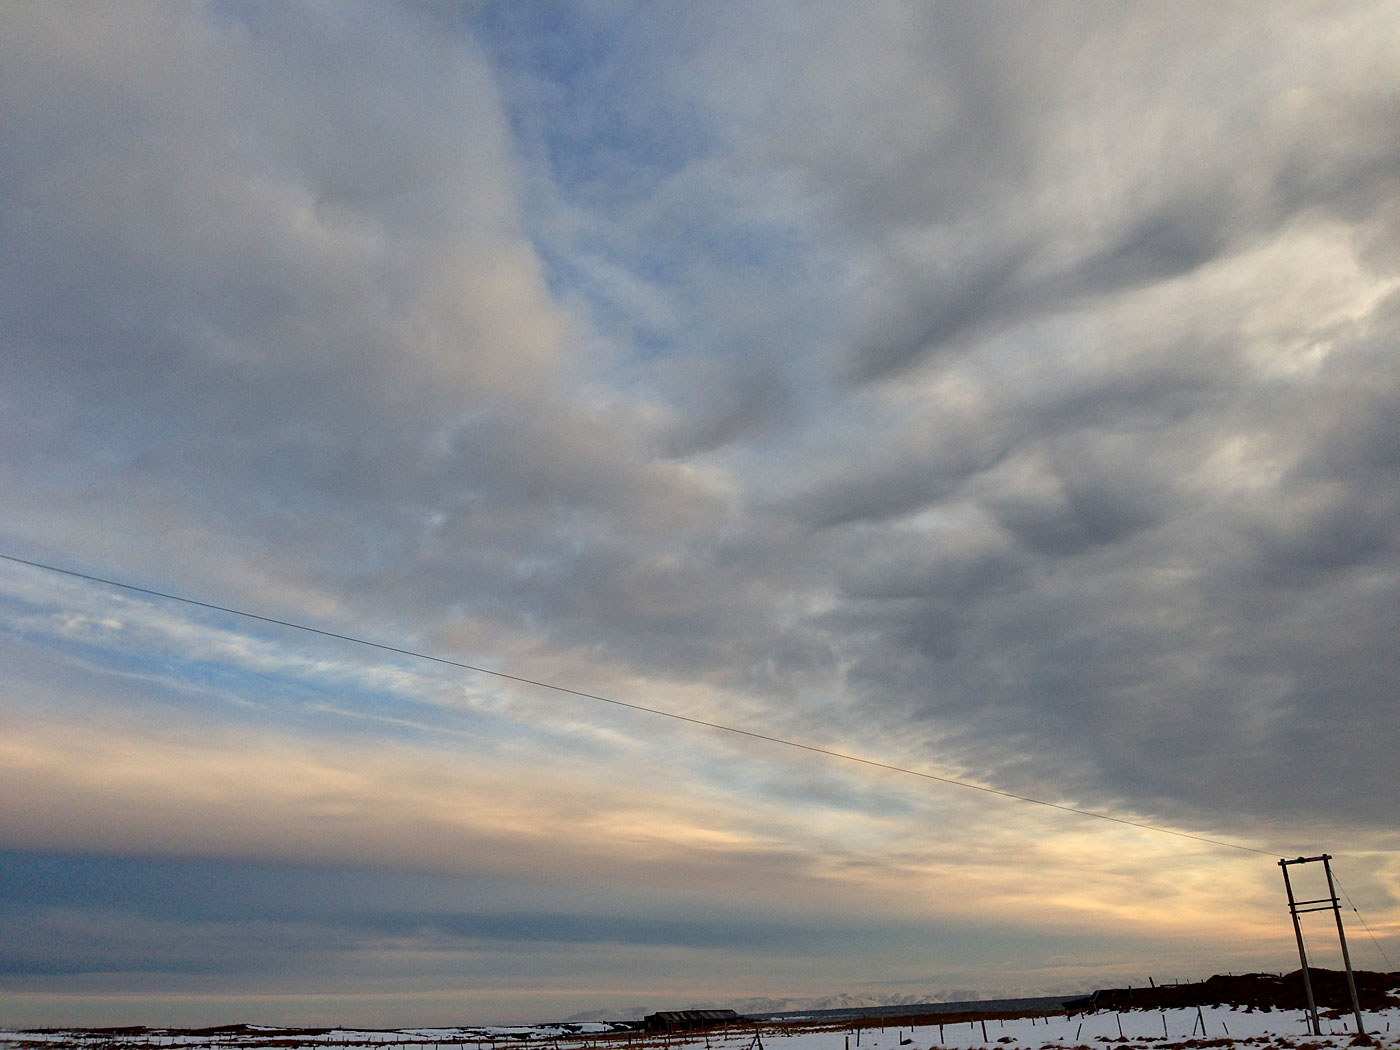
left=643, top=1010, right=742, bottom=1034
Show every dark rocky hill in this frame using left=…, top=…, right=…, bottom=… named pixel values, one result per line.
left=1065, top=969, right=1400, bottom=1015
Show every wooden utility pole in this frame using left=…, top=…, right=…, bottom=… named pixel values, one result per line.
left=1279, top=854, right=1365, bottom=1037
left=1323, top=855, right=1365, bottom=1037
left=1279, top=858, right=1321, bottom=1035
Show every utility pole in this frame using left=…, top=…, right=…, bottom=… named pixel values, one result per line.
left=1323, top=855, right=1365, bottom=1038
left=1279, top=858, right=1320, bottom=1035
left=1279, top=854, right=1365, bottom=1037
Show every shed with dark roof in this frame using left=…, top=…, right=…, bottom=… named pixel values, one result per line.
left=643, top=1010, right=742, bottom=1033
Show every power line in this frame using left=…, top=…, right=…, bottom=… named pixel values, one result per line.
left=1331, top=866, right=1396, bottom=970
left=1, top=550, right=1277, bottom=857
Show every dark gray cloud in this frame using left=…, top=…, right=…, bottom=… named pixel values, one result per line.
left=639, top=1, right=1400, bottom=840
left=686, top=2, right=1400, bottom=384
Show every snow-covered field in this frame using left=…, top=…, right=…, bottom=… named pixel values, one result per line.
left=3, top=1005, right=1398, bottom=1050
left=776, top=1005, right=1400, bottom=1049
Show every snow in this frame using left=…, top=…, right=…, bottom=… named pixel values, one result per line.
left=4, top=1006, right=1399, bottom=1050
left=757, top=1005, right=1400, bottom=1049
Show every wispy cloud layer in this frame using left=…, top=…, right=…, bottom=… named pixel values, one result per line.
left=2, top=0, right=1399, bottom=1026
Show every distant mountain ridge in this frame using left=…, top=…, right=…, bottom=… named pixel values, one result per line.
left=564, top=990, right=1021, bottom=1023
left=563, top=970, right=1400, bottom=1025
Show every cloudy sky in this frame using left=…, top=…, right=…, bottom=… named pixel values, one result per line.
left=3, top=0, right=1400, bottom=1029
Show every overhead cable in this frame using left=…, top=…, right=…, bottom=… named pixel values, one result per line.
left=1, top=551, right=1277, bottom=857
left=1331, top=866, right=1396, bottom=970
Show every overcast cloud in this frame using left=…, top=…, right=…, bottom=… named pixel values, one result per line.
left=2, top=0, right=1399, bottom=1028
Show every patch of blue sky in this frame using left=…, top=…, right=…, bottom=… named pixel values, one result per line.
left=525, top=193, right=804, bottom=367
left=465, top=1, right=828, bottom=374
left=0, top=563, right=818, bottom=785
left=467, top=2, right=713, bottom=205
left=578, top=198, right=814, bottom=308
left=549, top=222, right=834, bottom=423
left=0, top=583, right=567, bottom=757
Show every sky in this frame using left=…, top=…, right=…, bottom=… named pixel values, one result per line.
left=2, top=0, right=1400, bottom=1030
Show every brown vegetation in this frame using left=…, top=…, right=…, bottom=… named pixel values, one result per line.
left=1067, top=971, right=1400, bottom=1016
